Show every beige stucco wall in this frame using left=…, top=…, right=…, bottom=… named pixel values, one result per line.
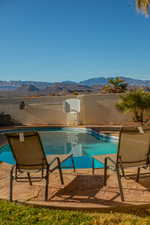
left=79, top=94, right=131, bottom=125
left=0, top=94, right=131, bottom=125
left=0, top=96, right=71, bottom=125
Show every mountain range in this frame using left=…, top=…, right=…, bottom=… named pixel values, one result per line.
left=0, top=76, right=150, bottom=88
left=0, top=76, right=149, bottom=96
left=79, top=77, right=150, bottom=86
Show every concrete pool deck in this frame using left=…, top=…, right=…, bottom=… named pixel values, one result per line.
left=1, top=162, right=150, bottom=209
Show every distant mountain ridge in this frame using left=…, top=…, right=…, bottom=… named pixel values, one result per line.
left=0, top=76, right=149, bottom=90
left=0, top=80, right=51, bottom=90
left=79, top=77, right=150, bottom=86
left=0, top=77, right=150, bottom=96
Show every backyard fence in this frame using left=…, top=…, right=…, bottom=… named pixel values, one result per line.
left=0, top=94, right=131, bottom=125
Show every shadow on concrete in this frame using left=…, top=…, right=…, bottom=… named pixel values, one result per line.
left=48, top=174, right=130, bottom=206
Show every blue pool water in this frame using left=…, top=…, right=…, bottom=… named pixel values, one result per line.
left=0, top=127, right=118, bottom=169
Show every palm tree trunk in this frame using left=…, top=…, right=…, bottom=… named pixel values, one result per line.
left=133, top=109, right=140, bottom=122
left=140, top=110, right=144, bottom=124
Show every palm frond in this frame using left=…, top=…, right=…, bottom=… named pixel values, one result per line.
left=136, top=0, right=150, bottom=15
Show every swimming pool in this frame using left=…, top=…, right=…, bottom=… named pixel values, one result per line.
left=0, top=127, right=118, bottom=169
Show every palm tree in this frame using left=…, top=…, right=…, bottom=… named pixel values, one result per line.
left=102, top=77, right=128, bottom=93
left=116, top=89, right=150, bottom=124
left=136, top=0, right=150, bottom=15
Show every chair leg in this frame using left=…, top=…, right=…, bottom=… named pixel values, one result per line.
left=116, top=166, right=124, bottom=201
left=57, top=158, right=64, bottom=185
left=136, top=168, right=140, bottom=182
left=120, top=166, right=125, bottom=177
left=10, top=167, right=14, bottom=202
left=41, top=168, right=44, bottom=178
left=92, top=158, right=95, bottom=175
left=104, top=158, right=108, bottom=186
left=45, top=166, right=49, bottom=201
left=71, top=156, right=76, bottom=172
left=27, top=172, right=32, bottom=186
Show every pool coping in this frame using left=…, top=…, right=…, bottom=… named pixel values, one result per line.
left=0, top=126, right=119, bottom=142
left=7, top=198, right=150, bottom=210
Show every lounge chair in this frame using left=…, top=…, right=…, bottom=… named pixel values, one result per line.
left=92, top=127, right=150, bottom=201
left=5, top=131, right=75, bottom=201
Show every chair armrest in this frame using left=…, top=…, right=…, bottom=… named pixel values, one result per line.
left=105, top=156, right=116, bottom=165
left=48, top=157, right=59, bottom=167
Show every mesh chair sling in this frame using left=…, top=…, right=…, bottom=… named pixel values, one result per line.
left=6, top=132, right=75, bottom=201
left=92, top=127, right=150, bottom=201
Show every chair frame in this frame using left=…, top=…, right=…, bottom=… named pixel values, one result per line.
left=6, top=132, right=75, bottom=202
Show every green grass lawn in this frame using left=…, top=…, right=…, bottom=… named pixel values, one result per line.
left=1, top=200, right=150, bottom=225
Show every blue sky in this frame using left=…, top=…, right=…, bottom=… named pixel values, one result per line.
left=0, top=0, right=150, bottom=82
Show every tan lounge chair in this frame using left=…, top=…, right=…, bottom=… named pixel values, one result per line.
left=5, top=132, right=75, bottom=201
left=92, top=127, right=150, bottom=201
